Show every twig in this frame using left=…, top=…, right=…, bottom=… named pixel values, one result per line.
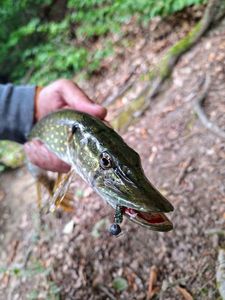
left=176, top=157, right=193, bottom=186
left=98, top=285, right=116, bottom=300
left=216, top=248, right=225, bottom=300
left=8, top=240, right=20, bottom=264
left=147, top=266, right=159, bottom=300
left=176, top=286, right=193, bottom=300
left=193, top=75, right=225, bottom=139
left=205, top=228, right=225, bottom=236
left=23, top=247, right=34, bottom=269
left=1, top=240, right=20, bottom=288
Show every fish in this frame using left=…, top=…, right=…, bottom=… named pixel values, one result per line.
left=29, top=109, right=174, bottom=235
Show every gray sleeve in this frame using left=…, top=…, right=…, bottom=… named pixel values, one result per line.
left=0, top=83, right=35, bottom=143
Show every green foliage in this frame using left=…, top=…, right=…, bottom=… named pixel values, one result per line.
left=0, top=261, right=61, bottom=299
left=0, top=0, right=205, bottom=85
left=27, top=281, right=61, bottom=300
left=0, top=261, right=51, bottom=278
left=0, top=141, right=25, bottom=170
left=112, top=276, right=128, bottom=292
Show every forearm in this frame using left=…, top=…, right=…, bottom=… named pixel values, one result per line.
left=0, top=83, right=35, bottom=143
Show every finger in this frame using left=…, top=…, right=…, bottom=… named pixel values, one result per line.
left=25, top=142, right=71, bottom=173
left=24, top=141, right=71, bottom=173
left=60, top=80, right=107, bottom=119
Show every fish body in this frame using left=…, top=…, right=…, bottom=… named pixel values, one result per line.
left=29, top=109, right=174, bottom=232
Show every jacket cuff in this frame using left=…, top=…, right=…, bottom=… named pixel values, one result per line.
left=0, top=83, right=35, bottom=143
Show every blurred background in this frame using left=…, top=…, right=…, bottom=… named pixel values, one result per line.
left=1, top=0, right=225, bottom=299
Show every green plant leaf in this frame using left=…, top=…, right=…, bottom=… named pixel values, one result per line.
left=112, top=277, right=128, bottom=292
left=0, top=0, right=204, bottom=84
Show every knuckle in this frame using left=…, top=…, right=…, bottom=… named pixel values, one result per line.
left=56, top=78, right=70, bottom=86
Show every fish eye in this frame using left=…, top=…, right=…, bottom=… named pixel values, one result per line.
left=72, top=124, right=78, bottom=134
left=100, top=152, right=112, bottom=169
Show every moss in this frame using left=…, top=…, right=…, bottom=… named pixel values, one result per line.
left=111, top=90, right=149, bottom=132
left=111, top=21, right=205, bottom=133
left=169, top=22, right=202, bottom=55
left=111, top=18, right=208, bottom=133
left=0, top=140, right=25, bottom=169
left=144, top=69, right=156, bottom=81
left=146, top=21, right=203, bottom=81
left=185, top=112, right=198, bottom=134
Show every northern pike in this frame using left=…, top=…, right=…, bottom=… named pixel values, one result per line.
left=29, top=109, right=174, bottom=235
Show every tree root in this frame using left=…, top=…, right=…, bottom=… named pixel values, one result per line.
left=194, top=75, right=225, bottom=139
left=111, top=0, right=225, bottom=132
left=148, top=0, right=225, bottom=93
left=216, top=248, right=225, bottom=300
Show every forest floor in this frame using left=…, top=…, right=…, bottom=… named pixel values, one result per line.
left=1, top=9, right=225, bottom=300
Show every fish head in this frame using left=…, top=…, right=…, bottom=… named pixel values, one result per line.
left=91, top=145, right=174, bottom=232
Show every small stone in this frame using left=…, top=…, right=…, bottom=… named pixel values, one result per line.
left=63, top=219, right=75, bottom=235
left=205, top=41, right=212, bottom=50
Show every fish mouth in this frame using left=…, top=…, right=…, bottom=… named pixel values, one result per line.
left=96, top=186, right=173, bottom=231
left=122, top=207, right=173, bottom=232
left=96, top=177, right=173, bottom=231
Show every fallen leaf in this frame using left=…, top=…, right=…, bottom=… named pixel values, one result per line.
left=63, top=219, right=75, bottom=234
left=124, top=268, right=139, bottom=292
left=140, top=128, right=148, bottom=139
left=147, top=266, right=158, bottom=299
left=176, top=286, right=193, bottom=300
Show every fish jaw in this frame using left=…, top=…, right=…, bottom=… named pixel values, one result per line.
left=94, top=169, right=174, bottom=214
left=93, top=157, right=174, bottom=232
left=123, top=208, right=173, bottom=232
left=96, top=189, right=173, bottom=232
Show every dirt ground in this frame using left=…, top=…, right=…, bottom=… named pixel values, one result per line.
left=1, top=10, right=225, bottom=300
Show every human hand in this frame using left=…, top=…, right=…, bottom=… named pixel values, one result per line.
left=24, top=79, right=107, bottom=173
left=34, top=79, right=106, bottom=121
